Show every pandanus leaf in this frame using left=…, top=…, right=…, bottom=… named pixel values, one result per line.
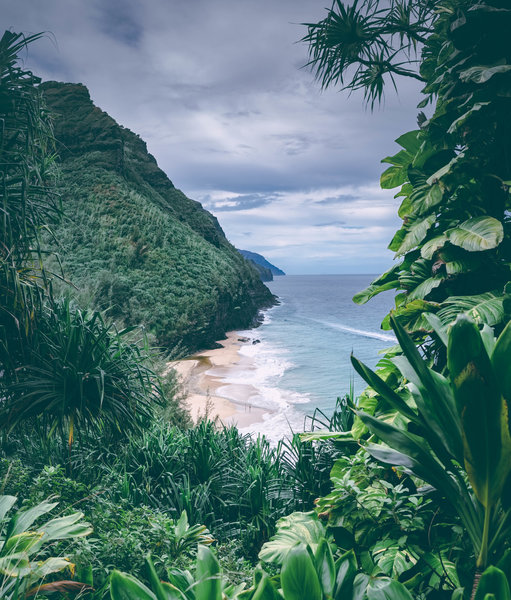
left=448, top=315, right=511, bottom=508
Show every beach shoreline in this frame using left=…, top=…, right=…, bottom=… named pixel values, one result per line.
left=164, top=331, right=270, bottom=429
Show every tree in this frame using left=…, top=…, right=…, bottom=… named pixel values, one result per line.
left=303, top=0, right=511, bottom=349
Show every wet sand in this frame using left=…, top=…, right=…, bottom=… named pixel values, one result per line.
left=164, top=332, right=270, bottom=428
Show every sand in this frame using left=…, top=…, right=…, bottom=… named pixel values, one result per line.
left=164, top=332, right=269, bottom=428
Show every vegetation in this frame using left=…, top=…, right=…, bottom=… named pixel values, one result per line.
left=2, top=0, right=511, bottom=597
left=39, top=81, right=274, bottom=354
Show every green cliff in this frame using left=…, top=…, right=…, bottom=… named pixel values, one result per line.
left=41, top=82, right=274, bottom=354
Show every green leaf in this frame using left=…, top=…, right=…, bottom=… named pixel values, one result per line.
left=40, top=511, right=92, bottom=543
left=314, top=538, right=335, bottom=597
left=145, top=554, right=169, bottom=600
left=352, top=281, right=399, bottom=305
left=492, top=320, right=511, bottom=405
left=3, top=531, right=43, bottom=555
left=407, top=276, right=443, bottom=301
left=474, top=566, right=511, bottom=600
left=373, top=545, right=415, bottom=578
left=395, top=131, right=421, bottom=155
left=381, top=165, right=407, bottom=189
left=300, top=431, right=356, bottom=443
left=447, top=102, right=490, bottom=134
left=409, top=181, right=443, bottom=217
left=251, top=574, right=282, bottom=600
left=350, top=355, right=420, bottom=424
left=366, top=578, right=414, bottom=600
left=352, top=573, right=370, bottom=600
left=258, top=512, right=325, bottom=565
left=448, top=315, right=511, bottom=507
left=333, top=549, right=357, bottom=600
left=394, top=214, right=436, bottom=256
left=0, top=496, right=16, bottom=522
left=8, top=499, right=57, bottom=538
left=0, top=552, right=30, bottom=577
left=421, top=235, right=448, bottom=260
left=423, top=313, right=448, bottom=347
left=195, top=545, right=221, bottom=600
left=438, top=292, right=508, bottom=327
left=390, top=315, right=464, bottom=462
left=447, top=217, right=504, bottom=252
left=460, top=64, right=511, bottom=84
left=110, top=570, right=158, bottom=600
left=280, top=544, right=322, bottom=600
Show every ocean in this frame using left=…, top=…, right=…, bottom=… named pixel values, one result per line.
left=215, top=274, right=397, bottom=442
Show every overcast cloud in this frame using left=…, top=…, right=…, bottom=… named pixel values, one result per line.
left=6, top=0, right=424, bottom=273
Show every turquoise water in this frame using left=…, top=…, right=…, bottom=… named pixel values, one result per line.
left=216, top=274, right=397, bottom=441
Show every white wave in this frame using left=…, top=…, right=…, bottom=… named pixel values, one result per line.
left=314, top=319, right=397, bottom=342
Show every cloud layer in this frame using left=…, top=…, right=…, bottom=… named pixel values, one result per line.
left=6, top=0, right=424, bottom=273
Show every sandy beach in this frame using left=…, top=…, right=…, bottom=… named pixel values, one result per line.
left=164, top=332, right=270, bottom=428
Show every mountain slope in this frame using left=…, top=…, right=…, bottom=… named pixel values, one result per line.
left=238, top=250, right=286, bottom=276
left=41, top=82, right=274, bottom=353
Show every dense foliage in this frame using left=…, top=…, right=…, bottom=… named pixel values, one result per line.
left=40, top=82, right=274, bottom=354
left=3, top=1, right=511, bottom=598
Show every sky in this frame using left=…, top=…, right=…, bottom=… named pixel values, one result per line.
left=5, top=0, right=425, bottom=274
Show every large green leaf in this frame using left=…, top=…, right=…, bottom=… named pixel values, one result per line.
left=40, top=512, right=92, bottom=543
left=258, top=512, right=325, bottom=565
left=251, top=573, right=282, bottom=600
left=392, top=214, right=436, bottom=256
left=0, top=496, right=16, bottom=522
left=195, top=545, right=221, bottom=600
left=390, top=315, right=463, bottom=462
left=438, top=292, right=508, bottom=327
left=350, top=355, right=420, bottom=424
left=333, top=549, right=357, bottom=600
left=447, top=217, right=504, bottom=252
left=352, top=280, right=399, bottom=305
left=110, top=570, right=157, bottom=600
left=280, top=544, right=321, bottom=600
left=7, top=499, right=57, bottom=538
left=421, top=235, right=447, bottom=260
left=366, top=578, right=414, bottom=600
left=407, top=276, right=444, bottom=301
left=492, top=320, right=511, bottom=405
left=474, top=566, right=511, bottom=600
left=447, top=315, right=511, bottom=507
left=314, top=538, right=335, bottom=597
left=460, top=64, right=511, bottom=84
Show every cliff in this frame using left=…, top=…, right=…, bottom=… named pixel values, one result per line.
left=41, top=82, right=274, bottom=354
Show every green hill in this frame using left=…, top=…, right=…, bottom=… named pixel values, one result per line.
left=41, top=81, right=274, bottom=354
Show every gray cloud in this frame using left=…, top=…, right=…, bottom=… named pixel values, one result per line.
left=6, top=0, right=423, bottom=273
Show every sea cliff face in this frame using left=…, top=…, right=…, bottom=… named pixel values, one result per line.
left=41, top=81, right=274, bottom=354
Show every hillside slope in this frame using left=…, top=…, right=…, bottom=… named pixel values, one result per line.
left=41, top=82, right=274, bottom=353
left=238, top=250, right=286, bottom=276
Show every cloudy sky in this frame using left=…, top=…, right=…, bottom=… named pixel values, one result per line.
left=6, top=0, right=424, bottom=274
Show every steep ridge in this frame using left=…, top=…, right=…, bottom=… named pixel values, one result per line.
left=41, top=82, right=274, bottom=354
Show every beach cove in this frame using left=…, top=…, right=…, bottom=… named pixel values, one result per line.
left=165, top=331, right=270, bottom=429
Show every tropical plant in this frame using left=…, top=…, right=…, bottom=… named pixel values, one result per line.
left=0, top=30, right=60, bottom=371
left=301, top=0, right=437, bottom=106
left=349, top=313, right=511, bottom=591
left=303, top=0, right=511, bottom=352
left=0, top=298, right=161, bottom=450
left=0, top=494, right=92, bottom=599
left=110, top=542, right=417, bottom=600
